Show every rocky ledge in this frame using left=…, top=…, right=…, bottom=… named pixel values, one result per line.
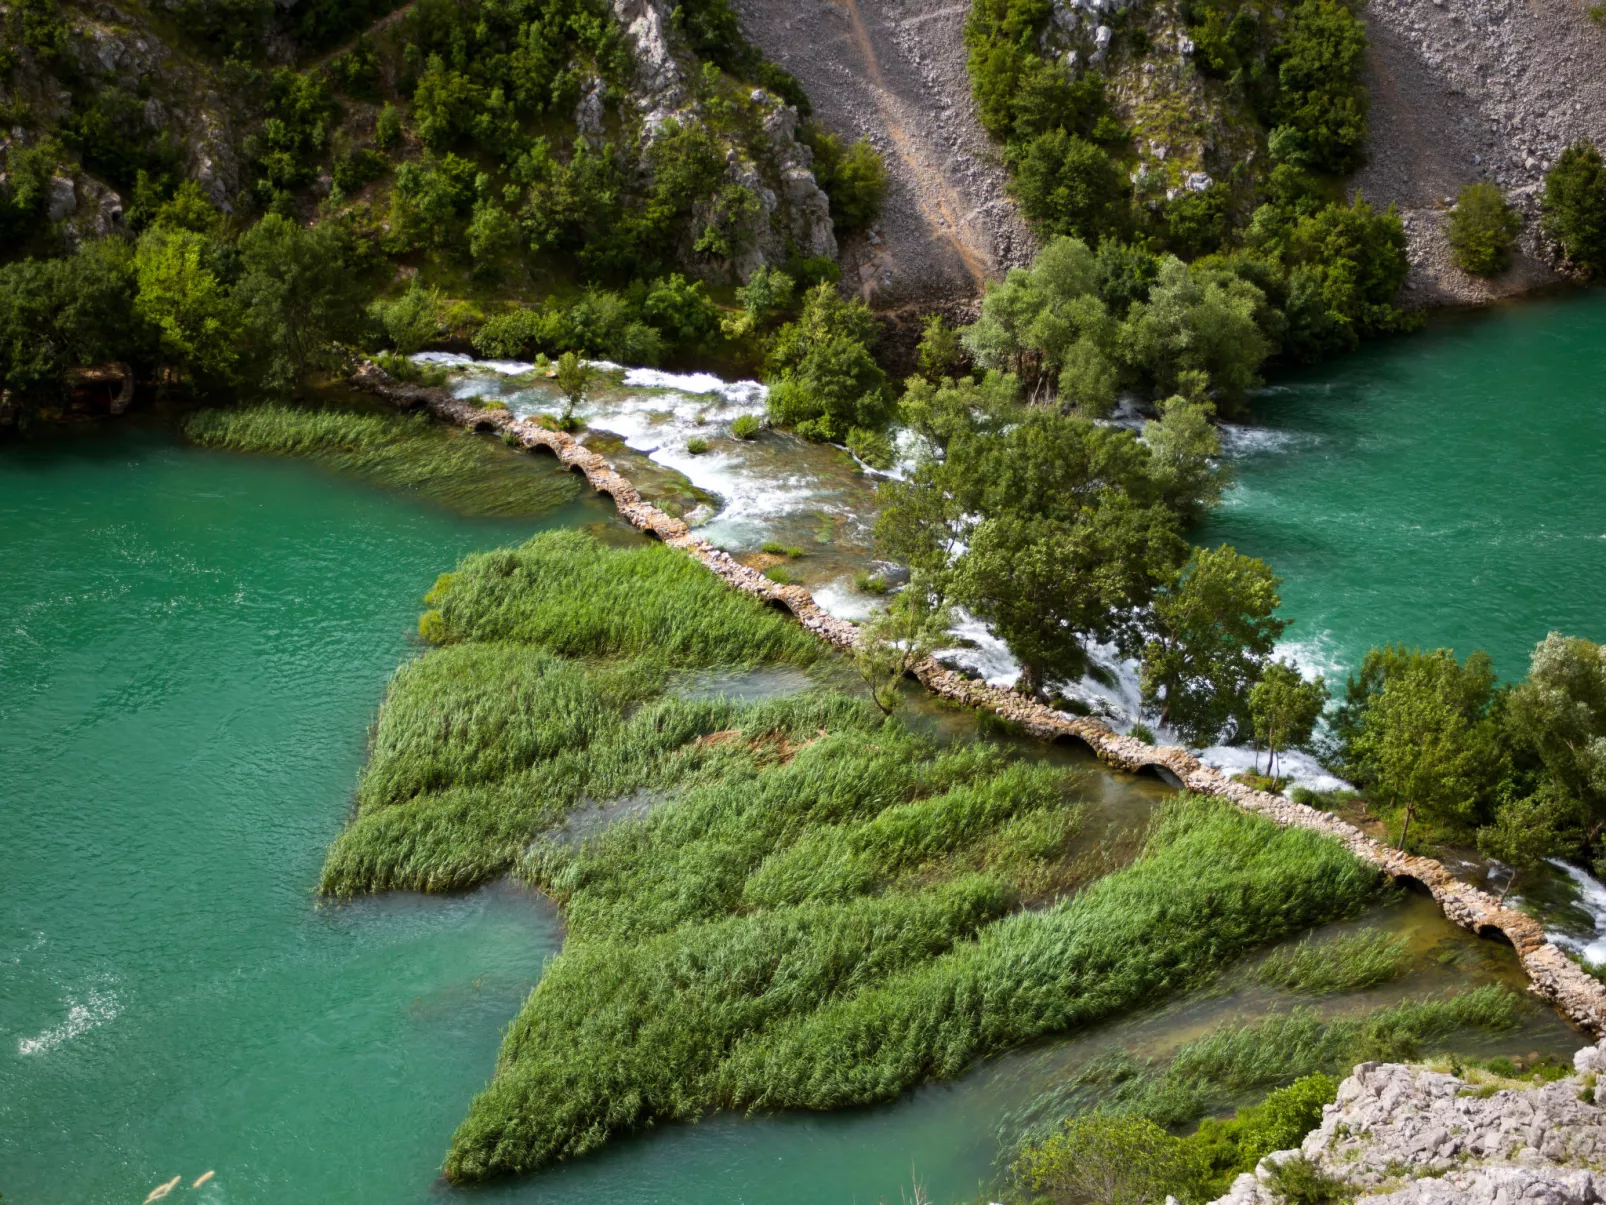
left=1209, top=1038, right=1606, bottom=1204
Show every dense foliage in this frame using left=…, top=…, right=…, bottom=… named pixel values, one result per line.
left=1448, top=182, right=1522, bottom=277
left=1016, top=985, right=1520, bottom=1202
left=1334, top=633, right=1606, bottom=874
left=1543, top=141, right=1606, bottom=276
left=964, top=0, right=1413, bottom=377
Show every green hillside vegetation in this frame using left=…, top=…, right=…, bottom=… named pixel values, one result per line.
left=0, top=0, right=887, bottom=428
left=965, top=0, right=1417, bottom=378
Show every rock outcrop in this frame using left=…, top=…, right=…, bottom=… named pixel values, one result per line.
left=1208, top=1039, right=1606, bottom=1204
left=352, top=357, right=1606, bottom=1043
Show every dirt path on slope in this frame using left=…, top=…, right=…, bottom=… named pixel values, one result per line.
left=731, top=0, right=1034, bottom=304
left=1352, top=0, right=1606, bottom=305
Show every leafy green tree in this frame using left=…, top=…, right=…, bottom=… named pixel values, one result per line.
left=133, top=227, right=242, bottom=384
left=1502, top=632, right=1606, bottom=852
left=853, top=580, right=952, bottom=714
left=467, top=201, right=522, bottom=269
left=555, top=351, right=593, bottom=429
left=640, top=274, right=721, bottom=350
left=915, top=314, right=965, bottom=382
left=1478, top=787, right=1566, bottom=904
left=1142, top=393, right=1228, bottom=523
left=962, top=236, right=1112, bottom=399
left=1543, top=141, right=1606, bottom=275
left=1266, top=0, right=1369, bottom=176
left=1140, top=545, right=1289, bottom=744
left=0, top=138, right=62, bottom=252
left=1340, top=646, right=1504, bottom=849
left=1121, top=257, right=1270, bottom=409
left=369, top=281, right=443, bottom=355
left=1093, top=238, right=1161, bottom=318
left=765, top=283, right=890, bottom=440
left=961, top=499, right=1182, bottom=696
left=1448, top=183, right=1522, bottom=277
left=805, top=130, right=888, bottom=234
left=1249, top=661, right=1329, bottom=785
left=1011, top=128, right=1129, bottom=242
left=234, top=214, right=367, bottom=393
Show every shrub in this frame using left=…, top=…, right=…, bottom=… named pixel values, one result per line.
left=1010, top=129, right=1128, bottom=241
left=1018, top=1115, right=1207, bottom=1205
left=1543, top=141, right=1606, bottom=275
left=846, top=425, right=895, bottom=469
left=762, top=563, right=797, bottom=584
left=731, top=413, right=762, bottom=439
left=806, top=130, right=888, bottom=234
left=1448, top=182, right=1522, bottom=276
left=369, top=281, right=443, bottom=354
left=765, top=283, right=891, bottom=439
left=853, top=570, right=890, bottom=594
left=686, top=436, right=710, bottom=454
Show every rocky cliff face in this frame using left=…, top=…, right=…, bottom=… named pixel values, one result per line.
left=1352, top=0, right=1606, bottom=305
left=1207, top=1037, right=1606, bottom=1204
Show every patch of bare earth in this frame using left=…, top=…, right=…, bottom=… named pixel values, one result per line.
left=1354, top=0, right=1606, bottom=305
left=730, top=0, right=1035, bottom=304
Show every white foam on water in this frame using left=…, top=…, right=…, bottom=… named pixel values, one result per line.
left=620, top=367, right=766, bottom=405
left=812, top=577, right=885, bottom=623
left=935, top=610, right=1022, bottom=688
left=1217, top=423, right=1316, bottom=458
left=1544, top=859, right=1606, bottom=965
left=413, top=351, right=537, bottom=376
left=17, top=988, right=119, bottom=1056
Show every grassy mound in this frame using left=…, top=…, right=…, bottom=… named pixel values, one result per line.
left=184, top=402, right=580, bottom=517
left=322, top=529, right=1385, bottom=1183
left=446, top=795, right=1380, bottom=1179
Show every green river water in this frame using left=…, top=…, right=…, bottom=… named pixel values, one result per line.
left=1202, top=287, right=1606, bottom=682
left=6, top=290, right=1605, bottom=1205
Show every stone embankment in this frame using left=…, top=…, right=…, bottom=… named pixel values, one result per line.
left=354, top=360, right=1606, bottom=1039
left=1206, top=1038, right=1606, bottom=1204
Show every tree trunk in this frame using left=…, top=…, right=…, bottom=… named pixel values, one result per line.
left=1498, top=871, right=1517, bottom=907
left=1397, top=802, right=1415, bottom=852
left=1017, top=662, right=1041, bottom=698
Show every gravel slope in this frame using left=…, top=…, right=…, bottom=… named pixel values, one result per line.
left=1354, top=0, right=1606, bottom=304
left=730, top=0, right=1035, bottom=304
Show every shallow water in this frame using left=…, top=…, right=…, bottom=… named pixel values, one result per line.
left=12, top=297, right=1606, bottom=1203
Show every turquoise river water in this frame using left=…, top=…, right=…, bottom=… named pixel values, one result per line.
left=5, top=288, right=1606, bottom=1205
left=1202, top=287, right=1606, bottom=683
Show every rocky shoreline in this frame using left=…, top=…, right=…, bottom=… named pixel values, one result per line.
left=1206, top=1038, right=1606, bottom=1204
left=352, top=359, right=1606, bottom=1042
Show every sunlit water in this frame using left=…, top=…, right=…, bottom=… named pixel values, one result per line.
left=12, top=287, right=1606, bottom=1203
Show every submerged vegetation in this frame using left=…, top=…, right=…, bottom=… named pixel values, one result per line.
left=184, top=402, right=580, bottom=516
left=318, top=528, right=1389, bottom=1181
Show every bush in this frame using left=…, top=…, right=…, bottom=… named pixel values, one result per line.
left=686, top=436, right=710, bottom=454
left=1266, top=0, right=1369, bottom=176
left=1448, top=182, right=1522, bottom=276
left=1011, top=129, right=1128, bottom=241
left=805, top=129, right=889, bottom=234
left=731, top=413, right=762, bottom=439
left=765, top=283, right=891, bottom=440
left=369, top=282, right=443, bottom=354
left=1543, top=141, right=1606, bottom=275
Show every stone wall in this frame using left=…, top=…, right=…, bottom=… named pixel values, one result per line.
left=353, top=360, right=1606, bottom=1040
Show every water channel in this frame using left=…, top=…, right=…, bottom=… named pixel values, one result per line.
left=6, top=289, right=1606, bottom=1203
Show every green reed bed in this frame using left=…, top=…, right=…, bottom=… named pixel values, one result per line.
left=446, top=796, right=1382, bottom=1179
left=1256, top=929, right=1415, bottom=995
left=183, top=402, right=580, bottom=517
left=1014, top=986, right=1520, bottom=1203
left=323, top=530, right=1391, bottom=1184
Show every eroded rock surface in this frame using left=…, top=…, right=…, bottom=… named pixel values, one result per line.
left=729, top=0, right=1035, bottom=304
left=1354, top=0, right=1606, bottom=304
left=1210, top=1043, right=1606, bottom=1204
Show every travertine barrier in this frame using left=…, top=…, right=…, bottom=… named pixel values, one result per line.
left=354, top=362, right=1606, bottom=1037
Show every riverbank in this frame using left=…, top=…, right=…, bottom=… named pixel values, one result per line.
left=351, top=357, right=1606, bottom=1040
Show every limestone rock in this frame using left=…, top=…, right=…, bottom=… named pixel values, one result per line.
left=46, top=174, right=76, bottom=222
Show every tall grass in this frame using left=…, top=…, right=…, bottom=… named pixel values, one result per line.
left=444, top=798, right=1383, bottom=1179
left=325, top=531, right=1392, bottom=1184
left=1256, top=929, right=1414, bottom=995
left=426, top=530, right=824, bottom=666
left=184, top=402, right=579, bottom=516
